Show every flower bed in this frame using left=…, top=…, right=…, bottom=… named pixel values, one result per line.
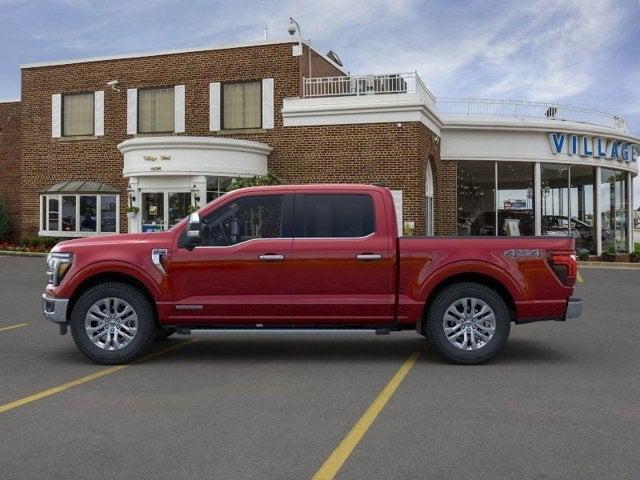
left=0, top=237, right=62, bottom=253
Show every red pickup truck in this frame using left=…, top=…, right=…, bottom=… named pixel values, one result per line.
left=43, top=184, right=581, bottom=365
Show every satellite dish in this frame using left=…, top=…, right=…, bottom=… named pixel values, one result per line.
left=326, top=50, right=343, bottom=67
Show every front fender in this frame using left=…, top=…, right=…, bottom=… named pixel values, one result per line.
left=52, top=259, right=167, bottom=301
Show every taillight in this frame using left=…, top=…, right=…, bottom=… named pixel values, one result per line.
left=547, top=251, right=577, bottom=286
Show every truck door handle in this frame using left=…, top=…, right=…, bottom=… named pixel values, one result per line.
left=356, top=253, right=382, bottom=261
left=259, top=254, right=284, bottom=262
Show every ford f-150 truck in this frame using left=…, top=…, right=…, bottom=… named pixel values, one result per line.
left=42, top=184, right=581, bottom=365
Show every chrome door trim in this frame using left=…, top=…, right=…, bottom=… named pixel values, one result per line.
left=356, top=253, right=382, bottom=261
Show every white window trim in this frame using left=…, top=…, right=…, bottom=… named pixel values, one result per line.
left=174, top=85, right=185, bottom=133
left=127, top=88, right=137, bottom=135
left=94, top=90, right=104, bottom=136
left=209, top=82, right=221, bottom=131
left=262, top=78, right=274, bottom=129
left=39, top=193, right=120, bottom=237
left=51, top=94, right=62, bottom=138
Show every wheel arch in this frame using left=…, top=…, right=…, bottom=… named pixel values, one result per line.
left=66, top=272, right=158, bottom=325
left=419, top=272, right=517, bottom=333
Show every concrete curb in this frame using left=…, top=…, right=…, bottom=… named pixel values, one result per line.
left=0, top=250, right=49, bottom=258
left=578, top=261, right=640, bottom=269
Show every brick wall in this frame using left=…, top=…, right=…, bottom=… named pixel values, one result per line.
left=417, top=123, right=457, bottom=235
left=0, top=101, right=21, bottom=239
left=19, top=42, right=304, bottom=238
left=16, top=41, right=450, bottom=239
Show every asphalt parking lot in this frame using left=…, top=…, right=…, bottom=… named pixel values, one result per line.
left=1, top=256, right=639, bottom=480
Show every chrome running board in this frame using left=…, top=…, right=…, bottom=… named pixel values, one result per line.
left=176, top=327, right=392, bottom=336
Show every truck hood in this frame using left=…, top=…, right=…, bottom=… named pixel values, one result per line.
left=52, top=232, right=173, bottom=252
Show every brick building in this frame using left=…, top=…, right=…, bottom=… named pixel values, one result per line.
left=1, top=38, right=638, bottom=254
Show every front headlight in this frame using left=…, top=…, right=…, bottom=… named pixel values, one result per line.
left=46, top=252, right=73, bottom=286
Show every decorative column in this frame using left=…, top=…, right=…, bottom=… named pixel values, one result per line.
left=127, top=177, right=140, bottom=234
left=595, top=167, right=602, bottom=256
left=534, top=162, right=541, bottom=236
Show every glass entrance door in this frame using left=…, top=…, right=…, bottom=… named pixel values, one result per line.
left=142, top=192, right=165, bottom=232
left=141, top=191, right=191, bottom=232
left=168, top=192, right=191, bottom=228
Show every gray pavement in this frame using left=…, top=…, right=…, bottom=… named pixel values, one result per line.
left=0, top=255, right=639, bottom=479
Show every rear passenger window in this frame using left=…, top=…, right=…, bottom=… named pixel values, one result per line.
left=299, top=194, right=375, bottom=238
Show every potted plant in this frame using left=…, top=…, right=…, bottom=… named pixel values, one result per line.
left=602, top=245, right=617, bottom=262
left=125, top=206, right=139, bottom=219
left=577, top=248, right=590, bottom=261
left=186, top=204, right=198, bottom=215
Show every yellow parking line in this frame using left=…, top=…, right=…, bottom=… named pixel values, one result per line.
left=0, top=338, right=197, bottom=415
left=577, top=272, right=583, bottom=283
left=312, top=351, right=420, bottom=480
left=0, top=323, right=28, bottom=333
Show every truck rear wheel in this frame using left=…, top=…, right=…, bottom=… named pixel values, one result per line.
left=424, top=282, right=510, bottom=365
left=70, top=282, right=158, bottom=365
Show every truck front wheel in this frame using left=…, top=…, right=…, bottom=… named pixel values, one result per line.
left=424, top=282, right=510, bottom=365
left=70, top=282, right=158, bottom=365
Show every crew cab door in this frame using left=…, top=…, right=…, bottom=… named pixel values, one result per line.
left=170, top=193, right=293, bottom=324
left=290, top=191, right=393, bottom=324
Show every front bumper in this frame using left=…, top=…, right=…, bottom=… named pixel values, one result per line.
left=564, top=297, right=582, bottom=320
left=42, top=294, right=69, bottom=324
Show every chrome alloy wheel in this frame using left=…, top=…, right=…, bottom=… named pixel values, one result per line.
left=442, top=297, right=496, bottom=351
left=84, top=297, right=138, bottom=351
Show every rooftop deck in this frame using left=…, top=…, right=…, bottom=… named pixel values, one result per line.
left=302, top=73, right=628, bottom=133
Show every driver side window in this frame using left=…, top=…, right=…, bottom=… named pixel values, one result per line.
left=200, top=195, right=284, bottom=246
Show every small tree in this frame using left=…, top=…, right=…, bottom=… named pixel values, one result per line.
left=227, top=173, right=282, bottom=192
left=0, top=197, right=9, bottom=241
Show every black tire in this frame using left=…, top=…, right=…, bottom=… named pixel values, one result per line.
left=155, top=328, right=177, bottom=341
left=70, top=282, right=158, bottom=365
left=424, top=282, right=510, bottom=365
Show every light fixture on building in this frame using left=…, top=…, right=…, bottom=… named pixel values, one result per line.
left=288, top=17, right=312, bottom=77
left=126, top=185, right=136, bottom=202
left=191, top=184, right=201, bottom=203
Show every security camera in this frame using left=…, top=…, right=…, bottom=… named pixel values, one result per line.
left=287, top=18, right=297, bottom=35
left=106, top=80, right=120, bottom=92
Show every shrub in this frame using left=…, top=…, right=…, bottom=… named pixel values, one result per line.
left=602, top=245, right=617, bottom=262
left=227, top=173, right=282, bottom=191
left=577, top=249, right=590, bottom=261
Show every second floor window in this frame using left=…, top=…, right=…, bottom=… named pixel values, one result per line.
left=138, top=87, right=175, bottom=133
left=63, top=92, right=94, bottom=136
left=223, top=81, right=261, bottom=130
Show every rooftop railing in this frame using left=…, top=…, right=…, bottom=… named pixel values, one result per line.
left=436, top=97, right=628, bottom=132
left=302, top=72, right=436, bottom=107
left=301, top=74, right=628, bottom=132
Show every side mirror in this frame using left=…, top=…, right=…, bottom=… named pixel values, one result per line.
left=185, top=212, right=202, bottom=250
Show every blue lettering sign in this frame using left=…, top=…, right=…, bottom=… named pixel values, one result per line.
left=580, top=136, right=593, bottom=156
left=548, top=133, right=565, bottom=154
left=620, top=143, right=629, bottom=162
left=569, top=135, right=578, bottom=155
left=610, top=141, right=619, bottom=160
left=548, top=132, right=638, bottom=165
